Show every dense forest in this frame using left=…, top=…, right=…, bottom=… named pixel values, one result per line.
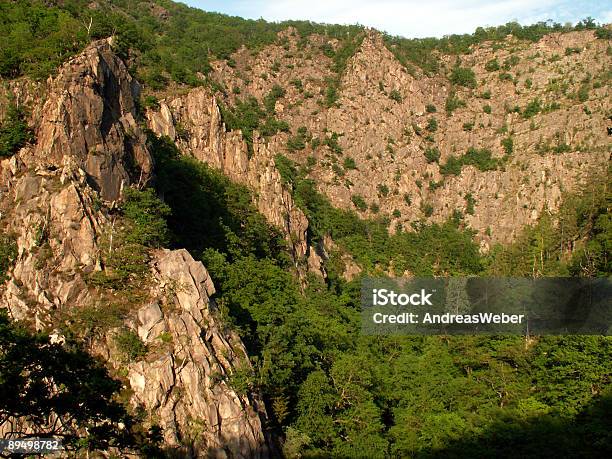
left=0, top=0, right=611, bottom=457
left=1, top=0, right=608, bottom=84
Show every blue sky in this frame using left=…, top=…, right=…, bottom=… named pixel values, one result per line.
left=182, top=0, right=611, bottom=38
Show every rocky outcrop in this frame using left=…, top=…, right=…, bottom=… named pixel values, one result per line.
left=147, top=89, right=311, bottom=265
left=129, top=249, right=269, bottom=458
left=0, top=40, right=271, bottom=458
left=0, top=157, right=105, bottom=327
left=32, top=38, right=152, bottom=200
left=206, top=28, right=610, bottom=245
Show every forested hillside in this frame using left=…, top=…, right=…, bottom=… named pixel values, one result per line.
left=0, top=1, right=610, bottom=458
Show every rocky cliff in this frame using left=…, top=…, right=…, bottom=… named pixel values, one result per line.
left=146, top=89, right=321, bottom=272
left=207, top=28, right=611, bottom=246
left=0, top=39, right=270, bottom=458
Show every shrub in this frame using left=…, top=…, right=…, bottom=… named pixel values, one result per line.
left=392, top=209, right=401, bottom=218
left=503, top=55, right=520, bottom=69
left=323, top=132, right=343, bottom=155
left=465, top=193, right=476, bottom=215
left=462, top=121, right=474, bottom=131
left=445, top=92, right=466, bottom=115
left=523, top=98, right=542, bottom=118
left=122, top=188, right=171, bottom=248
left=351, top=195, right=367, bottom=211
left=462, top=147, right=498, bottom=171
left=577, top=84, right=589, bottom=102
left=483, top=104, right=492, bottom=114
left=501, top=137, right=514, bottom=155
left=343, top=157, right=357, bottom=170
left=450, top=66, right=476, bottom=88
left=426, top=118, right=438, bottom=132
left=275, top=154, right=298, bottom=186
left=142, top=95, right=160, bottom=109
left=595, top=27, right=612, bottom=39
left=114, top=329, right=147, bottom=362
left=0, top=233, right=17, bottom=282
left=377, top=184, right=390, bottom=197
left=264, top=85, right=286, bottom=113
left=424, top=147, right=441, bottom=163
left=480, top=89, right=492, bottom=99
left=440, top=155, right=463, bottom=176
left=425, top=104, right=437, bottom=113
left=286, top=127, right=310, bottom=152
left=389, top=89, right=402, bottom=102
left=290, top=78, right=303, bottom=90
left=485, top=58, right=500, bottom=71
left=0, top=104, right=34, bottom=157
left=421, top=202, right=434, bottom=217
left=324, top=82, right=339, bottom=107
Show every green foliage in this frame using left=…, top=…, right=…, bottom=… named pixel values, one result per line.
left=150, top=134, right=286, bottom=262
left=426, top=104, right=437, bottom=113
left=485, top=58, right=500, bottom=71
left=595, top=27, right=612, bottom=39
left=121, top=188, right=171, bottom=248
left=114, top=329, right=147, bottom=362
left=351, top=194, right=368, bottom=212
left=421, top=202, right=434, bottom=217
left=323, top=132, right=343, bottom=155
left=450, top=66, right=476, bottom=88
left=286, top=126, right=311, bottom=152
left=377, top=184, right=389, bottom=197
left=577, top=83, right=590, bottom=102
left=445, top=91, right=466, bottom=115
left=146, top=138, right=610, bottom=458
left=483, top=104, right=492, bottom=114
left=523, top=98, right=542, bottom=118
left=465, top=193, right=476, bottom=215
left=0, top=233, right=17, bottom=282
left=426, top=117, right=438, bottom=132
left=0, top=310, right=159, bottom=454
left=264, top=84, right=286, bottom=114
left=220, top=96, right=287, bottom=155
left=503, top=54, right=520, bottom=69
left=343, top=156, right=357, bottom=170
left=389, top=89, right=402, bottom=102
left=440, top=155, right=463, bottom=175
left=501, top=136, right=514, bottom=155
left=424, top=147, right=441, bottom=163
left=488, top=166, right=610, bottom=277
left=275, top=153, right=298, bottom=186
left=440, top=147, right=501, bottom=176
left=0, top=104, right=34, bottom=157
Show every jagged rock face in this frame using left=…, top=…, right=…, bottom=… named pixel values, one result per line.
left=32, top=38, right=152, bottom=200
left=209, top=29, right=611, bottom=244
left=0, top=158, right=105, bottom=327
left=0, top=41, right=271, bottom=458
left=147, top=89, right=311, bottom=264
left=129, top=249, right=269, bottom=458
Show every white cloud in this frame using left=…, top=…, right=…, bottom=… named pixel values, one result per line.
left=229, top=0, right=561, bottom=37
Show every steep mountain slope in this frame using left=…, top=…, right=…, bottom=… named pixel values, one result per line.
left=0, top=2, right=610, bottom=458
left=208, top=28, right=610, bottom=246
left=0, top=39, right=270, bottom=457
